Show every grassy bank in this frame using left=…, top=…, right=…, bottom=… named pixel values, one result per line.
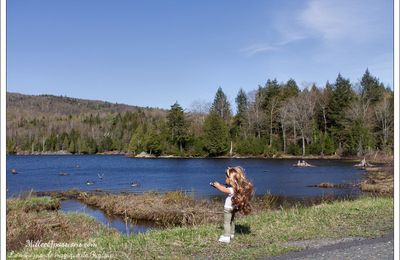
left=7, top=196, right=116, bottom=251
left=34, top=190, right=352, bottom=227
left=8, top=195, right=393, bottom=259
left=360, top=165, right=393, bottom=194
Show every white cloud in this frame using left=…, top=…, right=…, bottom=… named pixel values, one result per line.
left=239, top=44, right=278, bottom=56
left=240, top=35, right=306, bottom=57
left=241, top=0, right=391, bottom=57
left=298, top=0, right=389, bottom=42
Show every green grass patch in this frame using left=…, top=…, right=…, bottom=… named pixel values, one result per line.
left=7, top=196, right=60, bottom=213
left=8, top=195, right=393, bottom=259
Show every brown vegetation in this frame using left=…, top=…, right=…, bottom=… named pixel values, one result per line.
left=34, top=189, right=358, bottom=230
left=80, top=192, right=223, bottom=227
left=317, top=183, right=335, bottom=188
left=360, top=166, right=393, bottom=194
left=7, top=196, right=114, bottom=251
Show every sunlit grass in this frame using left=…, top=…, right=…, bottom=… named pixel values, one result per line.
left=8, top=195, right=393, bottom=259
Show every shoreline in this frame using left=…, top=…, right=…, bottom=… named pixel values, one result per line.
left=25, top=189, right=368, bottom=228
left=7, top=195, right=393, bottom=258
left=7, top=150, right=393, bottom=163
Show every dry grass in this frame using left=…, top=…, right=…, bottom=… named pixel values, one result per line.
left=11, top=196, right=393, bottom=259
left=7, top=196, right=114, bottom=251
left=81, top=191, right=223, bottom=227
left=318, top=183, right=335, bottom=188
left=34, top=189, right=357, bottom=229
left=360, top=166, right=393, bottom=194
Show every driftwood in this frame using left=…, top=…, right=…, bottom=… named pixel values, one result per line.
left=307, top=183, right=354, bottom=189
left=354, top=158, right=374, bottom=168
left=293, top=160, right=315, bottom=167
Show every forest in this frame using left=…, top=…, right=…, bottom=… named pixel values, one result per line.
left=6, top=69, right=394, bottom=157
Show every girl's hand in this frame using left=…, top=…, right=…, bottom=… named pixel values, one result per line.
left=212, top=182, right=232, bottom=194
left=210, top=181, right=219, bottom=187
left=213, top=181, right=221, bottom=187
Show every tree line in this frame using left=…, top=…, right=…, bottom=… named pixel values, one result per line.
left=7, top=69, right=394, bottom=157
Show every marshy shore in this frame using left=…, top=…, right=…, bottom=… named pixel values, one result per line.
left=33, top=188, right=372, bottom=228
left=7, top=193, right=393, bottom=259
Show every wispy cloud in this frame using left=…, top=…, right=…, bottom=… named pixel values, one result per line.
left=299, top=1, right=352, bottom=41
left=298, top=0, right=382, bottom=42
left=240, top=35, right=305, bottom=57
left=241, top=0, right=391, bottom=57
left=239, top=44, right=278, bottom=57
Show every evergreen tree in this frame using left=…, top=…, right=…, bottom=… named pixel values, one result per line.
left=360, top=69, right=385, bottom=105
left=144, top=125, right=162, bottom=155
left=233, top=89, right=249, bottom=138
left=68, top=140, right=76, bottom=153
left=6, top=139, right=16, bottom=154
left=210, top=87, right=231, bottom=122
left=62, top=136, right=69, bottom=151
left=282, top=78, right=300, bottom=98
left=128, top=125, right=145, bottom=154
left=203, top=112, right=229, bottom=156
left=167, top=102, right=189, bottom=153
left=99, top=135, right=113, bottom=152
left=326, top=74, right=355, bottom=149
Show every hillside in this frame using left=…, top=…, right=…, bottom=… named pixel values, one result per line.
left=6, top=92, right=169, bottom=154
left=7, top=92, right=165, bottom=118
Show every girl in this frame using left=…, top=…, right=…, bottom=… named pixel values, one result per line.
left=211, top=166, right=254, bottom=243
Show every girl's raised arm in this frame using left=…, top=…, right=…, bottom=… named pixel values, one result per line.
left=211, top=181, right=232, bottom=194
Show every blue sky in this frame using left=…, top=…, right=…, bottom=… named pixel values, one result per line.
left=7, top=0, right=393, bottom=110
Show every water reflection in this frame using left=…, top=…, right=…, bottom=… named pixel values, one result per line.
left=60, top=199, right=158, bottom=235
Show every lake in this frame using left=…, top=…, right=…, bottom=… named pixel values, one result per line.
left=6, top=155, right=364, bottom=199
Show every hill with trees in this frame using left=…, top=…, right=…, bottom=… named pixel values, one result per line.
left=7, top=70, right=394, bottom=157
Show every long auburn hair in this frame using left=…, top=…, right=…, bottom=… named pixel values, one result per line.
left=226, top=166, right=254, bottom=215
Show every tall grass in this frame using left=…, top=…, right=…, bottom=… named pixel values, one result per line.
left=7, top=196, right=113, bottom=251
left=8, top=195, right=393, bottom=259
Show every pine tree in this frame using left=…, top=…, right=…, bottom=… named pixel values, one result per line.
left=360, top=69, right=385, bottom=105
left=128, top=125, right=145, bottom=154
left=327, top=74, right=356, bottom=150
left=282, top=78, right=299, bottom=98
left=210, top=87, right=231, bottom=122
left=203, top=112, right=229, bottom=156
left=167, top=102, right=189, bottom=153
left=233, top=89, right=249, bottom=138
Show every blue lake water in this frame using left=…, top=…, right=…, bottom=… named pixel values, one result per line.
left=6, top=155, right=364, bottom=199
left=60, top=199, right=158, bottom=235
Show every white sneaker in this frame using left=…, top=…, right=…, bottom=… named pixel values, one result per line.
left=218, top=235, right=231, bottom=243
left=230, top=234, right=234, bottom=239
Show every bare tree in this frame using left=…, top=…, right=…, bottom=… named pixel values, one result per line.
left=316, top=88, right=331, bottom=136
left=189, top=100, right=211, bottom=115
left=374, top=92, right=393, bottom=148
left=248, top=88, right=264, bottom=139
left=266, top=97, right=280, bottom=146
left=279, top=102, right=292, bottom=153
left=288, top=90, right=316, bottom=156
